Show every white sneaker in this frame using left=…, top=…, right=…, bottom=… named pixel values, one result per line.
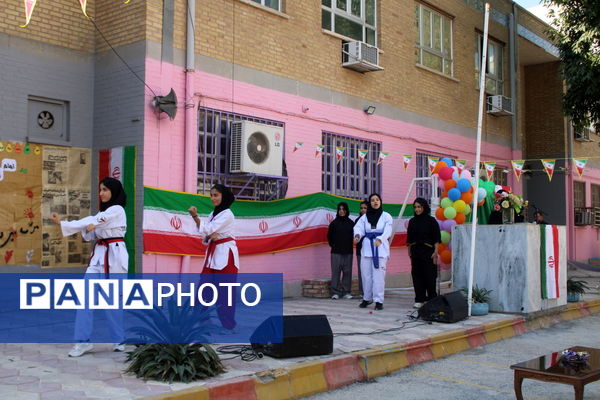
left=331, top=294, right=340, bottom=299
left=68, top=342, right=94, bottom=357
left=113, top=343, right=125, bottom=352
left=342, top=294, right=353, bottom=299
left=413, top=302, right=423, bottom=309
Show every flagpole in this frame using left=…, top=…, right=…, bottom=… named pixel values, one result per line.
left=467, top=3, right=490, bottom=317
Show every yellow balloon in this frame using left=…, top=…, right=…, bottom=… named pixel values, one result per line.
left=453, top=199, right=466, bottom=213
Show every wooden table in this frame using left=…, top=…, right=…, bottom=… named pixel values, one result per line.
left=510, top=346, right=600, bottom=400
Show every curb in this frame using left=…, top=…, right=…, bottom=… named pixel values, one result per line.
left=145, top=298, right=600, bottom=400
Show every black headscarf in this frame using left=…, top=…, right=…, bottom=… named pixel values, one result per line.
left=99, top=177, right=126, bottom=211
left=335, top=202, right=350, bottom=221
left=366, top=193, right=383, bottom=228
left=413, top=197, right=431, bottom=217
left=211, top=184, right=235, bottom=218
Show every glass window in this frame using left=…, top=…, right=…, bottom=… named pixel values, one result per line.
left=415, top=3, right=453, bottom=76
left=475, top=34, right=504, bottom=95
left=415, top=152, right=447, bottom=200
left=197, top=108, right=287, bottom=200
left=251, top=0, right=281, bottom=11
left=322, top=0, right=377, bottom=45
left=321, top=132, right=381, bottom=199
left=592, top=184, right=600, bottom=209
left=574, top=181, right=586, bottom=209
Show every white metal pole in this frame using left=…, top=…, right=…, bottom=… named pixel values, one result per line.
left=467, top=3, right=490, bottom=316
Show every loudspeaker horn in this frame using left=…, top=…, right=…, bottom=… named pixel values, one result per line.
left=153, top=88, right=177, bottom=120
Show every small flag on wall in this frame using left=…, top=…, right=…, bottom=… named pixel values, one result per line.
left=377, top=152, right=389, bottom=165
left=541, top=159, right=556, bottom=181
left=573, top=158, right=588, bottom=178
left=427, top=157, right=439, bottom=175
left=403, top=154, right=413, bottom=171
left=511, top=160, right=525, bottom=182
left=20, top=0, right=38, bottom=27
left=292, top=142, right=303, bottom=152
left=357, top=149, right=368, bottom=164
left=78, top=0, right=89, bottom=17
left=335, top=146, right=345, bottom=163
left=455, top=159, right=466, bottom=173
left=315, top=145, right=325, bottom=158
left=484, top=161, right=496, bottom=180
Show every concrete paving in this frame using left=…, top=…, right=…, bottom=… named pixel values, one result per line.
left=0, top=287, right=598, bottom=400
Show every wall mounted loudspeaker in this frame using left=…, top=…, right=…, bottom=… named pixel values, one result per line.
left=250, top=315, right=333, bottom=358
left=153, top=88, right=177, bottom=120
left=418, top=291, right=468, bottom=323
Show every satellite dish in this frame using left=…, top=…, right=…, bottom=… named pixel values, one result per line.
left=153, top=88, right=177, bottom=120
left=246, top=131, right=269, bottom=164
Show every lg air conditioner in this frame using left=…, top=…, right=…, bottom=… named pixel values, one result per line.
left=230, top=121, right=284, bottom=176
left=342, top=41, right=384, bottom=73
left=487, top=95, right=513, bottom=116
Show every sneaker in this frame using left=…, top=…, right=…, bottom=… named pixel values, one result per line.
left=113, top=343, right=125, bottom=352
left=359, top=300, right=373, bottom=308
left=374, top=302, right=383, bottom=310
left=331, top=294, right=340, bottom=299
left=413, top=302, right=423, bottom=309
left=68, top=342, right=94, bottom=357
left=342, top=294, right=353, bottom=299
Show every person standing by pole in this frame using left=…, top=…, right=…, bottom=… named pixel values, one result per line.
left=353, top=194, right=393, bottom=310
left=407, top=197, right=441, bottom=309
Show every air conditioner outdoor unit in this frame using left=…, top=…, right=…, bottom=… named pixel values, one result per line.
left=342, top=41, right=384, bottom=73
left=230, top=121, right=284, bottom=176
left=487, top=95, right=513, bottom=116
left=574, top=210, right=594, bottom=226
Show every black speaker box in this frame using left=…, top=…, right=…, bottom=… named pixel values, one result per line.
left=250, top=315, right=333, bottom=358
left=418, top=291, right=468, bottom=323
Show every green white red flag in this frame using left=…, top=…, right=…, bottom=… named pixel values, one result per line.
left=428, top=157, right=439, bottom=174
left=511, top=160, right=525, bottom=182
left=484, top=162, right=496, bottom=180
left=403, top=154, right=413, bottom=172
left=573, top=158, right=588, bottom=178
left=541, top=159, right=556, bottom=181
left=540, top=224, right=560, bottom=299
left=20, top=0, right=38, bottom=27
left=377, top=152, right=388, bottom=165
left=315, top=145, right=325, bottom=158
left=455, top=159, right=466, bottom=173
left=357, top=149, right=368, bottom=164
left=292, top=142, right=303, bottom=152
left=335, top=146, right=345, bottom=163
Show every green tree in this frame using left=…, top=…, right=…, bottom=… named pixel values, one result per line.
left=543, top=0, right=600, bottom=131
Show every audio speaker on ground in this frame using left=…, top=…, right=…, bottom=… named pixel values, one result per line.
left=418, top=291, right=468, bottom=323
left=250, top=315, right=333, bottom=358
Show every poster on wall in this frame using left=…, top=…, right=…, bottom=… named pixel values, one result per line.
left=0, top=142, right=42, bottom=265
left=41, top=146, right=92, bottom=268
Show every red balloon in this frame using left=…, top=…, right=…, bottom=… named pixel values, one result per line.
left=444, top=179, right=457, bottom=191
left=435, top=207, right=446, bottom=220
left=438, top=243, right=447, bottom=253
left=439, top=167, right=454, bottom=181
left=440, top=249, right=452, bottom=264
left=454, top=212, right=466, bottom=224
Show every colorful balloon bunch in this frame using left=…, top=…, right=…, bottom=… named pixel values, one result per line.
left=431, top=158, right=489, bottom=266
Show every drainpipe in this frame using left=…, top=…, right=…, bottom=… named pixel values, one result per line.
left=509, top=5, right=519, bottom=182
left=567, top=120, right=575, bottom=260
left=181, top=0, right=196, bottom=273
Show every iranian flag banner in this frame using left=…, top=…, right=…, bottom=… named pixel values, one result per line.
left=143, top=187, right=412, bottom=256
left=99, top=146, right=137, bottom=272
left=540, top=224, right=560, bottom=299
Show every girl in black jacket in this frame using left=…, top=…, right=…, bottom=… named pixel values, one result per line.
left=327, top=202, right=354, bottom=299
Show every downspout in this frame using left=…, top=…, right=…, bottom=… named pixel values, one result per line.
left=509, top=5, right=518, bottom=180
left=566, top=120, right=575, bottom=260
left=181, top=0, right=197, bottom=273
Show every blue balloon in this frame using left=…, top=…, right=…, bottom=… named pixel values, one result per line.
left=457, top=178, right=472, bottom=193
left=448, top=188, right=461, bottom=201
left=440, top=157, right=454, bottom=167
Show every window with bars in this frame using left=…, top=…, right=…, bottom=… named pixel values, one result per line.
left=250, top=0, right=281, bottom=11
left=415, top=3, right=453, bottom=76
left=321, top=132, right=381, bottom=199
left=197, top=108, right=288, bottom=201
left=593, top=184, right=600, bottom=209
left=415, top=152, right=446, bottom=200
left=491, top=167, right=507, bottom=186
left=574, top=181, right=586, bottom=208
left=321, top=0, right=377, bottom=46
left=475, top=34, right=504, bottom=95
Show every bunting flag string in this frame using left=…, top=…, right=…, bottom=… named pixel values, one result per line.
left=511, top=160, right=525, bottom=182
left=335, top=146, right=345, bottom=163
left=314, top=145, right=324, bottom=158
left=20, top=0, right=38, bottom=27
left=573, top=158, right=588, bottom=178
left=402, top=154, right=413, bottom=172
left=484, top=161, right=496, bottom=180
left=377, top=152, right=389, bottom=165
left=427, top=156, right=439, bottom=175
left=292, top=142, right=303, bottom=153
left=455, top=159, right=466, bottom=174
left=357, top=149, right=368, bottom=164
left=541, top=159, right=556, bottom=181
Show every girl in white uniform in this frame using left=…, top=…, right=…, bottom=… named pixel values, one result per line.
left=353, top=193, right=393, bottom=310
left=188, top=184, right=239, bottom=329
left=51, top=177, right=128, bottom=357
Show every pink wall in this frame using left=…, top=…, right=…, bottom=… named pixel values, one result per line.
left=142, top=59, right=515, bottom=278
left=572, top=166, right=600, bottom=261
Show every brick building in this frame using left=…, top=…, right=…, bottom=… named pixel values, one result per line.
left=1, top=0, right=598, bottom=294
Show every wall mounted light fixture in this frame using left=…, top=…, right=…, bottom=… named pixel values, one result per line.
left=364, top=105, right=376, bottom=115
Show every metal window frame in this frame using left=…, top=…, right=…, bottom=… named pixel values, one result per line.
left=252, top=0, right=281, bottom=11
left=416, top=3, right=453, bottom=75
left=197, top=107, right=288, bottom=201
left=321, top=131, right=381, bottom=199
left=573, top=180, right=586, bottom=209
left=322, top=0, right=378, bottom=46
left=476, top=34, right=504, bottom=95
